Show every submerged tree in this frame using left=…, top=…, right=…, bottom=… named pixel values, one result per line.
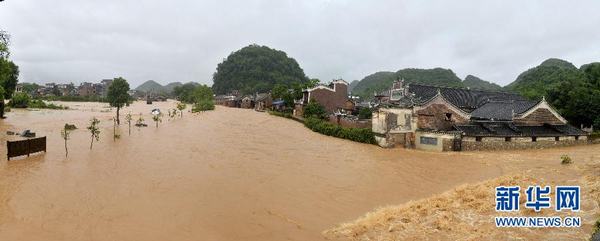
left=112, top=117, right=121, bottom=141
left=125, top=112, right=132, bottom=136
left=176, top=102, right=186, bottom=117
left=60, top=123, right=75, bottom=157
left=107, top=77, right=132, bottom=125
left=152, top=113, right=162, bottom=128
left=136, top=113, right=145, bottom=130
left=87, top=117, right=100, bottom=149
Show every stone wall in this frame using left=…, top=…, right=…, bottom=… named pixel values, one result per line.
left=461, top=139, right=589, bottom=151
left=328, top=115, right=372, bottom=129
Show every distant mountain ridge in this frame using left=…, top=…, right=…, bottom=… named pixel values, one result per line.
left=462, top=75, right=502, bottom=91
left=135, top=80, right=194, bottom=94
left=351, top=68, right=464, bottom=98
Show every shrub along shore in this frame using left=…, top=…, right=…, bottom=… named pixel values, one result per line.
left=269, top=111, right=375, bottom=144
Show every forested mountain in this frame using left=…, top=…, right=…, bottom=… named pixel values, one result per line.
left=505, top=58, right=600, bottom=127
left=348, top=80, right=359, bottom=93
left=351, top=68, right=463, bottom=98
left=135, top=80, right=190, bottom=95
left=462, top=75, right=502, bottom=91
left=211, top=44, right=308, bottom=95
left=505, top=58, right=579, bottom=97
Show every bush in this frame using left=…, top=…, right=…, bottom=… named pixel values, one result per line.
left=192, top=100, right=215, bottom=112
left=591, top=132, right=600, bottom=140
left=10, top=92, right=31, bottom=108
left=303, top=101, right=327, bottom=119
left=560, top=155, right=572, bottom=165
left=304, top=117, right=375, bottom=144
left=592, top=219, right=600, bottom=241
left=358, top=107, right=372, bottom=119
left=269, top=111, right=293, bottom=119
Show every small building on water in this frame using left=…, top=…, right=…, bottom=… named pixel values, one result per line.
left=372, top=79, right=589, bottom=151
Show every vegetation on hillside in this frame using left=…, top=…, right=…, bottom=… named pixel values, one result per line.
left=212, top=44, right=309, bottom=95
left=462, top=75, right=502, bottom=91
left=506, top=58, right=600, bottom=127
left=351, top=68, right=464, bottom=98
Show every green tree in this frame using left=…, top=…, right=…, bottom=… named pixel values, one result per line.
left=271, top=84, right=287, bottom=100
left=358, top=108, right=372, bottom=119
left=303, top=101, right=327, bottom=119
left=107, top=77, right=132, bottom=125
left=9, top=92, right=30, bottom=108
left=212, top=44, right=309, bottom=95
left=172, top=82, right=198, bottom=103
left=87, top=117, right=101, bottom=149
left=190, top=84, right=215, bottom=112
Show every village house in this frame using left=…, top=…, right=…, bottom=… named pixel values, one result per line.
left=254, top=93, right=272, bottom=111
left=295, top=79, right=349, bottom=116
left=372, top=79, right=589, bottom=151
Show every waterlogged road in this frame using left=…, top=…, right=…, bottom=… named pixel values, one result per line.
left=0, top=101, right=592, bottom=240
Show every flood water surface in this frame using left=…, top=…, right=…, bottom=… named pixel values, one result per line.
left=0, top=102, right=597, bottom=240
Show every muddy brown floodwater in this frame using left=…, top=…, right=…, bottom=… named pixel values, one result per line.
left=0, top=101, right=598, bottom=241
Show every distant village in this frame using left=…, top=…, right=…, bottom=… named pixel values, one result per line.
left=16, top=80, right=146, bottom=99
left=215, top=78, right=593, bottom=152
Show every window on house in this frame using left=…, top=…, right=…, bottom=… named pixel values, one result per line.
left=420, top=136, right=438, bottom=145
left=445, top=113, right=452, bottom=121
left=532, top=137, right=537, bottom=142
left=475, top=137, right=482, bottom=142
left=505, top=137, right=511, bottom=142
left=555, top=137, right=559, bottom=141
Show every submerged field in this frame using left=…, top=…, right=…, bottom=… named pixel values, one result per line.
left=0, top=101, right=598, bottom=240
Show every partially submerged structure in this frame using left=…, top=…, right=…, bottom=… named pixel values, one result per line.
left=373, top=79, right=589, bottom=151
left=295, top=79, right=349, bottom=116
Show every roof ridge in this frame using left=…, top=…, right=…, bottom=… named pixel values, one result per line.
left=409, top=83, right=518, bottom=94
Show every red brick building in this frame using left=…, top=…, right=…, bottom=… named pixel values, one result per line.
left=299, top=79, right=349, bottom=114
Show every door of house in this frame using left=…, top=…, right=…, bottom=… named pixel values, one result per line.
left=453, top=134, right=462, bottom=151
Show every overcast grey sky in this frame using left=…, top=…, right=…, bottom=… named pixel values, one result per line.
left=1, top=0, right=599, bottom=87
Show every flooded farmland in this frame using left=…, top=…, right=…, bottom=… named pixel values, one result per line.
left=0, top=101, right=598, bottom=241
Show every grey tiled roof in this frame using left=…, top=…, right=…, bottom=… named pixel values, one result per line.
left=408, top=84, right=527, bottom=112
left=470, top=100, right=539, bottom=121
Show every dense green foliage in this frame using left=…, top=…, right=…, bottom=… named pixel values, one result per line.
left=172, top=82, right=200, bottom=103
left=107, top=77, right=132, bottom=124
left=42, top=95, right=108, bottom=102
left=351, top=68, right=464, bottom=98
left=303, top=101, right=328, bottom=119
left=462, top=75, right=502, bottom=91
left=506, top=58, right=600, bottom=127
left=9, top=92, right=30, bottom=108
left=304, top=117, right=375, bottom=144
left=0, top=58, right=18, bottom=97
left=358, top=107, right=372, bottom=119
left=271, top=79, right=318, bottom=107
left=191, top=85, right=215, bottom=112
left=212, top=44, right=309, bottom=95
left=10, top=92, right=67, bottom=109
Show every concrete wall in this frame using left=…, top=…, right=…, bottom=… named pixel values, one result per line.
left=372, top=108, right=415, bottom=135
left=415, top=132, right=455, bottom=152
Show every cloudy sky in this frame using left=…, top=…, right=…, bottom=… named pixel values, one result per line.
left=1, top=0, right=599, bottom=87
